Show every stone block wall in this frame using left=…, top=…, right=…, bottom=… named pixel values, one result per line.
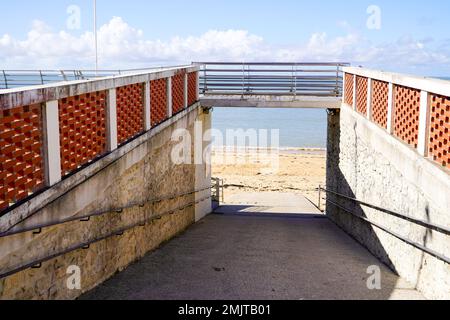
left=0, top=105, right=212, bottom=300
left=326, top=106, right=450, bottom=300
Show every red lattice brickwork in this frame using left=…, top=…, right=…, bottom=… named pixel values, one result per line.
left=151, top=79, right=168, bottom=127
left=172, top=72, right=185, bottom=114
left=116, top=83, right=145, bottom=145
left=59, top=92, right=107, bottom=175
left=356, top=76, right=368, bottom=115
left=429, top=94, right=450, bottom=168
left=344, top=73, right=354, bottom=106
left=394, top=85, right=421, bottom=148
left=188, top=72, right=198, bottom=106
left=0, top=104, right=44, bottom=211
left=371, top=80, right=389, bottom=129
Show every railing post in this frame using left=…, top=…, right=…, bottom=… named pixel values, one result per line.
left=417, top=90, right=430, bottom=156
left=203, top=64, right=207, bottom=94
left=387, top=82, right=395, bottom=134
left=242, top=63, right=245, bottom=96
left=144, top=82, right=152, bottom=131
left=184, top=72, right=188, bottom=109
left=43, top=100, right=62, bottom=186
left=367, top=78, right=373, bottom=120
left=167, top=77, right=173, bottom=118
left=2, top=70, right=8, bottom=89
left=106, top=88, right=118, bottom=151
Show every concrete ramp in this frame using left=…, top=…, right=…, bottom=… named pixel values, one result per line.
left=216, top=192, right=322, bottom=217
left=81, top=192, right=424, bottom=300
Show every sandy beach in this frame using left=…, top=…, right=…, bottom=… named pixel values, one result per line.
left=212, top=147, right=327, bottom=208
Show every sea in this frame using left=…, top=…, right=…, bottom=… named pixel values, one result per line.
left=213, top=108, right=328, bottom=149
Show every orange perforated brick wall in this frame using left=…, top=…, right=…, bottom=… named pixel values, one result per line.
left=188, top=72, right=198, bottom=106
left=172, top=72, right=185, bottom=114
left=116, top=83, right=145, bottom=145
left=372, top=80, right=389, bottom=129
left=59, top=92, right=107, bottom=176
left=151, top=79, right=168, bottom=127
left=394, top=85, right=421, bottom=148
left=344, top=73, right=354, bottom=106
left=429, top=94, right=450, bottom=168
left=0, top=104, right=44, bottom=211
left=356, top=76, right=368, bottom=115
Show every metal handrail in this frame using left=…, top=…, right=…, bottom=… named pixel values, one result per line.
left=0, top=186, right=212, bottom=238
left=0, top=195, right=212, bottom=280
left=194, top=62, right=350, bottom=97
left=321, top=188, right=450, bottom=265
left=0, top=66, right=185, bottom=89
left=320, top=187, right=450, bottom=236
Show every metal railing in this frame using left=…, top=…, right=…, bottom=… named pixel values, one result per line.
left=320, top=187, right=450, bottom=265
left=0, top=66, right=183, bottom=89
left=194, top=62, right=350, bottom=97
left=211, top=177, right=224, bottom=204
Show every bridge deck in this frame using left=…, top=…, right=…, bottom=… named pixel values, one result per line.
left=81, top=192, right=423, bottom=300
left=200, top=94, right=341, bottom=109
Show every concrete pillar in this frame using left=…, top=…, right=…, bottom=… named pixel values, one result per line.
left=367, top=78, right=373, bottom=120
left=352, top=75, right=357, bottom=111
left=196, top=71, right=200, bottom=100
left=184, top=73, right=188, bottom=109
left=342, top=72, right=346, bottom=104
left=167, top=77, right=173, bottom=118
left=326, top=109, right=341, bottom=216
left=417, top=90, right=430, bottom=156
left=387, top=83, right=395, bottom=135
left=43, top=100, right=62, bottom=186
left=195, top=109, right=212, bottom=222
left=106, top=88, right=118, bottom=151
left=144, top=82, right=151, bottom=131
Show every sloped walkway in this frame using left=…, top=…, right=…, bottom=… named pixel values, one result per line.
left=81, top=193, right=424, bottom=300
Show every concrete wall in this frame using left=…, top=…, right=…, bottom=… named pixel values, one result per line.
left=327, top=105, right=450, bottom=300
left=0, top=105, right=212, bottom=300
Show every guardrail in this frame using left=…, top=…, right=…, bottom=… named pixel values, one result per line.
left=194, top=62, right=350, bottom=97
left=321, top=187, right=450, bottom=265
left=343, top=67, right=450, bottom=170
left=211, top=177, right=224, bottom=204
left=0, top=66, right=188, bottom=89
left=0, top=65, right=200, bottom=214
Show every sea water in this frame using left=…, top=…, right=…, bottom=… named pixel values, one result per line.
left=212, top=108, right=328, bottom=149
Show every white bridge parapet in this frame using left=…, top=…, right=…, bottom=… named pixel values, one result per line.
left=200, top=94, right=341, bottom=109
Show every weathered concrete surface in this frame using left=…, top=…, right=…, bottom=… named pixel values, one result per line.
left=80, top=195, right=424, bottom=300
left=326, top=106, right=450, bottom=300
left=200, top=95, right=341, bottom=109
left=0, top=106, right=212, bottom=300
left=218, top=192, right=322, bottom=216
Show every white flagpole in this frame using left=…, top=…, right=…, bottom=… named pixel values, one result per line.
left=94, top=0, right=98, bottom=75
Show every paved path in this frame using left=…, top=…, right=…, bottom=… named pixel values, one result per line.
left=81, top=193, right=424, bottom=300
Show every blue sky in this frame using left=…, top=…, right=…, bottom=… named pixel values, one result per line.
left=1, top=0, right=449, bottom=75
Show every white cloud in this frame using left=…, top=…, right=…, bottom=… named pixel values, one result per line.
left=0, top=16, right=449, bottom=75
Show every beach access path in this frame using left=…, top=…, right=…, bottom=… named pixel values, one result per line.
left=81, top=192, right=423, bottom=300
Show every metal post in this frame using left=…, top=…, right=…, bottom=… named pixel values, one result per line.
left=204, top=65, right=207, bottom=93
left=221, top=179, right=225, bottom=203
left=294, top=64, right=297, bottom=97
left=336, top=65, right=340, bottom=96
left=94, top=0, right=98, bottom=75
left=2, top=70, right=8, bottom=89
left=39, top=70, right=44, bottom=85
left=318, top=185, right=322, bottom=210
